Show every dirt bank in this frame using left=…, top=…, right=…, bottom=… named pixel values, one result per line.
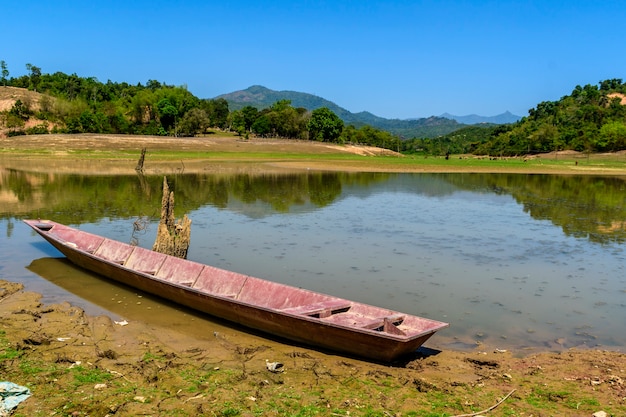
left=2, top=133, right=626, bottom=176
left=1, top=280, right=624, bottom=416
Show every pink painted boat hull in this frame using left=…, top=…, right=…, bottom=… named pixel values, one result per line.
left=24, top=220, right=448, bottom=362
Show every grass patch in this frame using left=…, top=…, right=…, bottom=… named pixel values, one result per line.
left=70, top=365, right=113, bottom=384
left=0, top=330, right=21, bottom=361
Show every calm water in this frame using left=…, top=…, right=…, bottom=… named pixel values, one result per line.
left=1, top=170, right=625, bottom=353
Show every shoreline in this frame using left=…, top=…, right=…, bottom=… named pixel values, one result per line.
left=1, top=279, right=624, bottom=416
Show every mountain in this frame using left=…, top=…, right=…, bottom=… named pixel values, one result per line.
left=216, top=85, right=464, bottom=138
left=440, top=111, right=521, bottom=124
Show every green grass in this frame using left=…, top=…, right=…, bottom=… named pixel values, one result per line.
left=4, top=139, right=626, bottom=174
left=0, top=330, right=21, bottom=361
left=70, top=365, right=113, bottom=384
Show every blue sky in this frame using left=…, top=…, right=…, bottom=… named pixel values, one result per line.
left=2, top=1, right=625, bottom=119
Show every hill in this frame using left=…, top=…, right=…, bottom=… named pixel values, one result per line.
left=0, top=86, right=44, bottom=112
left=0, top=86, right=54, bottom=137
left=473, top=79, right=626, bottom=155
left=216, top=85, right=465, bottom=138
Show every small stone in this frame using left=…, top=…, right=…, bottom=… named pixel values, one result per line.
left=592, top=411, right=608, bottom=417
left=94, top=383, right=107, bottom=390
left=134, top=396, right=146, bottom=403
left=502, top=373, right=512, bottom=380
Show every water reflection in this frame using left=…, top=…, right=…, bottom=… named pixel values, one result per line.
left=2, top=168, right=625, bottom=243
left=2, top=168, right=626, bottom=352
left=443, top=173, right=626, bottom=244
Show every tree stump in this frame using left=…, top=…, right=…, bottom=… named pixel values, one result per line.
left=152, top=177, right=191, bottom=259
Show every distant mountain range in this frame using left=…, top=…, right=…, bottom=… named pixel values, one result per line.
left=439, top=111, right=521, bottom=124
left=216, top=85, right=520, bottom=138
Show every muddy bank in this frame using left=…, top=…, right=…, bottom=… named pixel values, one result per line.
left=1, top=280, right=624, bottom=416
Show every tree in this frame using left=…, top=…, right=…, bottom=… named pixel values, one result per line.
left=0, top=60, right=8, bottom=86
left=228, top=110, right=247, bottom=137
left=146, top=79, right=162, bottom=91
left=598, top=121, right=626, bottom=151
left=157, top=98, right=178, bottom=133
left=240, top=106, right=259, bottom=132
left=177, top=108, right=210, bottom=136
left=307, top=107, right=343, bottom=142
left=25, top=63, right=42, bottom=92
left=599, top=78, right=623, bottom=91
left=202, top=98, right=229, bottom=128
left=251, top=115, right=271, bottom=136
left=9, top=100, right=31, bottom=120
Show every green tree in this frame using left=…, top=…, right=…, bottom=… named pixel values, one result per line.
left=156, top=98, right=178, bottom=133
left=240, top=106, right=259, bottom=132
left=307, top=107, right=343, bottom=142
left=177, top=108, right=210, bottom=136
left=25, top=63, right=42, bottom=92
left=9, top=99, right=31, bottom=120
left=202, top=98, right=229, bottom=128
left=0, top=60, right=8, bottom=86
left=146, top=79, right=162, bottom=91
left=251, top=114, right=271, bottom=136
left=598, top=121, right=626, bottom=151
left=228, top=110, right=246, bottom=137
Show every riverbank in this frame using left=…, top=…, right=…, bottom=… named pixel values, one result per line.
left=2, top=133, right=626, bottom=176
left=1, top=280, right=624, bottom=417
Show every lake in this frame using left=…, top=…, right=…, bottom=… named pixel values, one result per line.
left=1, top=169, right=625, bottom=353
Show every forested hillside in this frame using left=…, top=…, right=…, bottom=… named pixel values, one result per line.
left=401, top=79, right=626, bottom=156
left=477, top=80, right=626, bottom=155
left=218, top=85, right=465, bottom=138
left=2, top=61, right=625, bottom=156
left=0, top=65, right=402, bottom=150
left=0, top=70, right=230, bottom=137
left=401, top=124, right=503, bottom=155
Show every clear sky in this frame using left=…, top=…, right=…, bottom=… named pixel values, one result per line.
left=2, top=1, right=625, bottom=119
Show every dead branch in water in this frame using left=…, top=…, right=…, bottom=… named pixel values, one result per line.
left=135, top=148, right=147, bottom=172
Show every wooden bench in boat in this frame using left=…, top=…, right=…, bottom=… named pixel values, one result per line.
left=281, top=300, right=352, bottom=318
left=362, top=314, right=406, bottom=335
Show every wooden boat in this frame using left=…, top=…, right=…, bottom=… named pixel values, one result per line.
left=24, top=220, right=448, bottom=362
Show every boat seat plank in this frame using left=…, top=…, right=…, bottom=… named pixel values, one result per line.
left=281, top=300, right=352, bottom=317
left=362, top=314, right=406, bottom=335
